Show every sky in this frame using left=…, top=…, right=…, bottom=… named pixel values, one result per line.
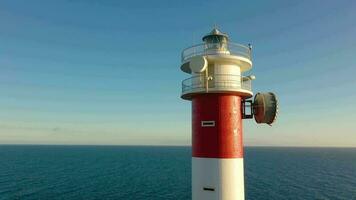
left=0, top=0, right=355, bottom=147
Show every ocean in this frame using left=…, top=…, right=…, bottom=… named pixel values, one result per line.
left=0, top=146, right=355, bottom=200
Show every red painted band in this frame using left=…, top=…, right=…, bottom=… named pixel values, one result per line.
left=192, top=94, right=243, bottom=158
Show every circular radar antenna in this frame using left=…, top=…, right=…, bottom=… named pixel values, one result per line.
left=253, top=92, right=278, bottom=125
left=189, top=56, right=207, bottom=73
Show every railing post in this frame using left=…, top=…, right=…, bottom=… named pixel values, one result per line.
left=205, top=67, right=209, bottom=92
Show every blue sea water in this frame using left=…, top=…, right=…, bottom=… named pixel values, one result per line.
left=0, top=146, right=355, bottom=200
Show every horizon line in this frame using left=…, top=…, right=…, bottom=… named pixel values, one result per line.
left=0, top=144, right=355, bottom=148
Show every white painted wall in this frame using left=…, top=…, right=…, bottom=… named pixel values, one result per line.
left=192, top=157, right=245, bottom=200
left=213, top=62, right=241, bottom=89
left=214, top=63, right=241, bottom=76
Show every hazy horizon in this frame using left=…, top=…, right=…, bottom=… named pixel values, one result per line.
left=1, top=0, right=356, bottom=147
left=1, top=143, right=356, bottom=148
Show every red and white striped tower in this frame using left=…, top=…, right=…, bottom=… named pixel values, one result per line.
left=180, top=28, right=254, bottom=200
left=181, top=28, right=278, bottom=200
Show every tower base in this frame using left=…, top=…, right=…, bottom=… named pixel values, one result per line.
left=192, top=157, right=245, bottom=200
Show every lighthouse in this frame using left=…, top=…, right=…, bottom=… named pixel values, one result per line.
left=180, top=28, right=278, bottom=200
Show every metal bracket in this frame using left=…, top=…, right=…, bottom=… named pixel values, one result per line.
left=242, top=100, right=253, bottom=119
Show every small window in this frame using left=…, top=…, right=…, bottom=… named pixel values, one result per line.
left=201, top=121, right=215, bottom=127
left=203, top=187, right=215, bottom=191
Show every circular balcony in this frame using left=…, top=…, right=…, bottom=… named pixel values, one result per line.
left=181, top=42, right=251, bottom=62
left=181, top=74, right=253, bottom=100
left=180, top=42, right=252, bottom=73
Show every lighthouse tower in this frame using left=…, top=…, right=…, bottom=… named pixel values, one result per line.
left=180, top=28, right=278, bottom=200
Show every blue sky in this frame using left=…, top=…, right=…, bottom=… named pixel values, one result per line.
left=0, top=0, right=355, bottom=146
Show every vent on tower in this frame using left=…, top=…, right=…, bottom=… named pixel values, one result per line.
left=201, top=121, right=215, bottom=127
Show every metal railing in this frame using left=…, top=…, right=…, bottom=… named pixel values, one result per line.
left=182, top=74, right=252, bottom=94
left=181, top=42, right=251, bottom=63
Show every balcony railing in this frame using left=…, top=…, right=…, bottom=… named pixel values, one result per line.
left=182, top=74, right=252, bottom=94
left=181, top=42, right=251, bottom=63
